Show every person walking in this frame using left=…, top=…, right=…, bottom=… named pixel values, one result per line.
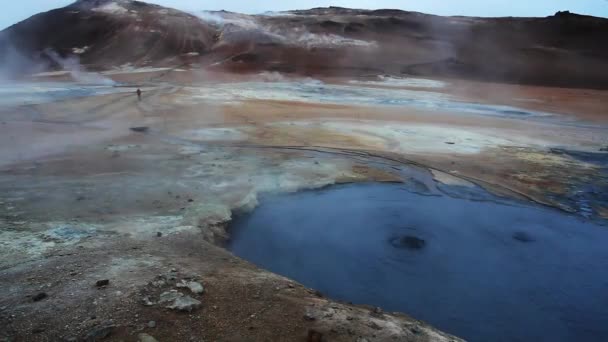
left=136, top=88, right=142, bottom=101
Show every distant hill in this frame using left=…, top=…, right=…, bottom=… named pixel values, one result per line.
left=2, top=0, right=608, bottom=88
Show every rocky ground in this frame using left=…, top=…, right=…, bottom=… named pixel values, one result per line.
left=0, top=69, right=607, bottom=342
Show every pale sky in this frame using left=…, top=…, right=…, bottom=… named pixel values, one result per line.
left=2, top=0, right=607, bottom=30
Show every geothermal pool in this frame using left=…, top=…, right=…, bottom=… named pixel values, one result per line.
left=228, top=183, right=608, bottom=342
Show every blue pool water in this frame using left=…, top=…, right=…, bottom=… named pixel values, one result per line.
left=228, top=183, right=608, bottom=342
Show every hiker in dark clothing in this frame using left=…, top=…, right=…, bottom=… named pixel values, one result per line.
left=136, top=88, right=142, bottom=101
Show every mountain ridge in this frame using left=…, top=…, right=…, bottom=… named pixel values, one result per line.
left=2, top=0, right=608, bottom=88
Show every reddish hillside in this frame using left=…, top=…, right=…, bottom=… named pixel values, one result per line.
left=2, top=1, right=608, bottom=88
left=0, top=0, right=217, bottom=71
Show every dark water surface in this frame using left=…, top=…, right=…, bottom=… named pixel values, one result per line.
left=228, top=183, right=608, bottom=342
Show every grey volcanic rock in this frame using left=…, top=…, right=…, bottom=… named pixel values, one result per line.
left=158, top=290, right=201, bottom=312
left=176, top=280, right=204, bottom=295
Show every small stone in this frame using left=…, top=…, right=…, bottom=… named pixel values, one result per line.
left=369, top=321, right=382, bottom=330
left=372, top=307, right=383, bottom=315
left=32, top=327, right=45, bottom=334
left=84, top=324, right=115, bottom=341
left=157, top=232, right=162, bottom=237
left=142, top=296, right=155, bottom=306
left=32, top=292, right=48, bottom=302
left=138, top=333, right=159, bottom=342
left=167, top=296, right=201, bottom=312
left=96, top=279, right=110, bottom=287
left=147, top=321, right=156, bottom=328
left=187, top=199, right=194, bottom=202
left=159, top=291, right=181, bottom=303
left=159, top=291, right=201, bottom=312
left=410, top=325, right=423, bottom=335
left=303, top=312, right=316, bottom=321
left=307, top=329, right=323, bottom=342
left=346, top=316, right=354, bottom=321
left=176, top=280, right=204, bottom=295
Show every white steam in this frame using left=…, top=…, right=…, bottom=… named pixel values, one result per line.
left=194, top=11, right=376, bottom=48
left=43, top=49, right=115, bottom=85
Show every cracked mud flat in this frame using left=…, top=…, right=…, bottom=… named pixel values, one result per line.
left=0, top=71, right=607, bottom=341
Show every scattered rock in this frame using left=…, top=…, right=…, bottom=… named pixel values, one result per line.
left=150, top=276, right=168, bottom=287
left=159, top=290, right=181, bottom=303
left=130, top=127, right=150, bottom=133
left=307, top=329, right=323, bottom=342
left=176, top=280, right=204, bottom=295
left=142, top=296, right=156, bottom=306
left=159, top=291, right=201, bottom=312
left=147, top=321, right=156, bottom=328
left=410, top=325, right=423, bottom=335
left=84, top=324, right=115, bottom=341
left=156, top=232, right=162, bottom=237
left=32, top=327, right=45, bottom=334
left=371, top=307, right=383, bottom=316
left=32, top=292, right=48, bottom=302
left=303, top=312, right=316, bottom=321
left=600, top=146, right=608, bottom=152
left=138, top=333, right=159, bottom=342
left=390, top=235, right=426, bottom=250
left=445, top=141, right=456, bottom=145
left=369, top=321, right=382, bottom=330
left=168, top=296, right=201, bottom=312
left=96, top=279, right=110, bottom=287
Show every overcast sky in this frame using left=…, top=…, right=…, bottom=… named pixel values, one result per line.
left=2, top=0, right=607, bottom=30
